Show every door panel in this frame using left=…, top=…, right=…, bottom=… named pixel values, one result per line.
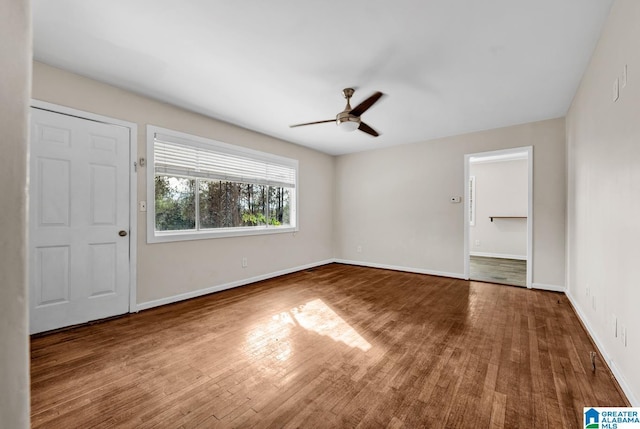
left=38, top=158, right=71, bottom=226
left=90, top=164, right=117, bottom=224
left=30, top=108, right=131, bottom=334
left=34, top=245, right=70, bottom=306
left=88, top=242, right=117, bottom=297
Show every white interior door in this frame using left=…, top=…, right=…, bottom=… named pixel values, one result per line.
left=29, top=108, right=131, bottom=334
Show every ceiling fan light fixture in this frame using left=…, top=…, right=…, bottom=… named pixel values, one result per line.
left=338, top=120, right=359, bottom=132
left=336, top=110, right=360, bottom=132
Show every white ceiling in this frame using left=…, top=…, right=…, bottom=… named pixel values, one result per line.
left=33, top=0, right=613, bottom=155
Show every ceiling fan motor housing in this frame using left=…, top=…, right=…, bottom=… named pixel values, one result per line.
left=336, top=110, right=361, bottom=131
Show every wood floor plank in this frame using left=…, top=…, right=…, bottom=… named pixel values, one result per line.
left=489, top=391, right=507, bottom=429
left=30, top=263, right=628, bottom=428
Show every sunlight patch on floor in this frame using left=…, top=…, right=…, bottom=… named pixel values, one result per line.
left=291, top=299, right=371, bottom=352
left=245, top=298, right=371, bottom=363
left=245, top=312, right=294, bottom=362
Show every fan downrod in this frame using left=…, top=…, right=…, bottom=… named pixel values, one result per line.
left=337, top=88, right=360, bottom=129
left=342, top=88, right=355, bottom=111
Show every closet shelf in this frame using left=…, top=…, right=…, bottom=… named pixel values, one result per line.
left=489, top=216, right=527, bottom=222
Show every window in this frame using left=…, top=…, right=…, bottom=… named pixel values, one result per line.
left=147, top=126, right=297, bottom=242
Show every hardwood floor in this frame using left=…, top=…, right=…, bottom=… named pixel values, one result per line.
left=470, top=256, right=527, bottom=287
left=31, top=264, right=627, bottom=428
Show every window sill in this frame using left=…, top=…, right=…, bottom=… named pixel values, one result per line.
left=147, top=225, right=298, bottom=244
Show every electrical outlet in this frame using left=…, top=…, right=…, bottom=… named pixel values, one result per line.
left=139, top=201, right=147, bottom=212
left=450, top=196, right=461, bottom=203
left=475, top=240, right=481, bottom=247
left=242, top=257, right=248, bottom=268
left=586, top=286, right=590, bottom=297
left=622, top=64, right=628, bottom=88
left=592, top=295, right=596, bottom=311
left=612, top=315, right=618, bottom=338
left=356, top=245, right=362, bottom=253
left=621, top=325, right=627, bottom=347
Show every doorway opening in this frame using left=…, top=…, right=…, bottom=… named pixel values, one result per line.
left=464, top=147, right=532, bottom=288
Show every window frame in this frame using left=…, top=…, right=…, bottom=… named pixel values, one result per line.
left=146, top=125, right=298, bottom=243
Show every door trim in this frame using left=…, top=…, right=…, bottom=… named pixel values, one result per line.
left=463, top=146, right=533, bottom=288
left=31, top=99, right=138, bottom=312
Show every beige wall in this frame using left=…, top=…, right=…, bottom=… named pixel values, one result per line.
left=470, top=159, right=528, bottom=258
left=32, top=62, right=334, bottom=305
left=0, top=0, right=31, bottom=426
left=566, top=0, right=640, bottom=405
left=335, top=118, right=566, bottom=287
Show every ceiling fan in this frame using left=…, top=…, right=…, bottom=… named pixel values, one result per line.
left=290, top=88, right=384, bottom=137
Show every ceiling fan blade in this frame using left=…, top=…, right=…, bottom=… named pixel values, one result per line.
left=289, top=119, right=335, bottom=128
left=358, top=122, right=380, bottom=137
left=349, top=91, right=384, bottom=117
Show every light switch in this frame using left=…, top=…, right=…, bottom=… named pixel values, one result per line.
left=139, top=201, right=147, bottom=212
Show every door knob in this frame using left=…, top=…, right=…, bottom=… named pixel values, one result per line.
left=118, top=230, right=128, bottom=237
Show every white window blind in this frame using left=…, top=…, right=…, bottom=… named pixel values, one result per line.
left=153, top=132, right=296, bottom=188
left=147, top=126, right=298, bottom=243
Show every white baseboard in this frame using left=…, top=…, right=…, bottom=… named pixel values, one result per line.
left=137, top=258, right=466, bottom=312
left=136, top=259, right=334, bottom=311
left=470, top=251, right=527, bottom=260
left=565, top=290, right=639, bottom=406
left=333, top=259, right=466, bottom=280
left=532, top=282, right=566, bottom=293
